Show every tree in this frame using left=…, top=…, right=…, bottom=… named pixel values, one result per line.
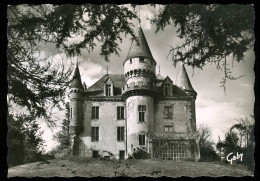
left=230, top=115, right=254, bottom=170
left=7, top=112, right=45, bottom=166
left=216, top=116, right=254, bottom=170
left=151, top=4, right=254, bottom=91
left=7, top=4, right=137, bottom=123
left=52, top=102, right=72, bottom=157
left=7, top=113, right=25, bottom=166
left=230, top=115, right=254, bottom=148
left=197, top=123, right=219, bottom=161
left=8, top=4, right=255, bottom=123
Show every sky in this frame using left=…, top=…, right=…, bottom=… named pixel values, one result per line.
left=10, top=5, right=255, bottom=152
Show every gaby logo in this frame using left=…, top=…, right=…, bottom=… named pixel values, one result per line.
left=226, top=152, right=243, bottom=164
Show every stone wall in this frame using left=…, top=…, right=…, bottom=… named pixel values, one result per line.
left=81, top=100, right=126, bottom=159
left=154, top=100, right=192, bottom=134
left=126, top=95, right=154, bottom=155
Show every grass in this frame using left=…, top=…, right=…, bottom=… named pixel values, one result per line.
left=8, top=157, right=254, bottom=178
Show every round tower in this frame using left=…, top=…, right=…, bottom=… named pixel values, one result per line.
left=122, top=26, right=157, bottom=156
left=175, top=63, right=197, bottom=132
left=69, top=62, right=83, bottom=156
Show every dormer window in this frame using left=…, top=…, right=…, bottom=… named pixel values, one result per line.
left=104, top=77, right=114, bottom=96
left=106, top=84, right=111, bottom=96
left=139, top=57, right=144, bottom=62
left=165, top=84, right=170, bottom=96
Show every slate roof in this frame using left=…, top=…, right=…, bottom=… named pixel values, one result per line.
left=125, top=26, right=154, bottom=61
left=175, top=63, right=195, bottom=92
left=85, top=74, right=190, bottom=98
left=71, top=63, right=83, bottom=89
left=86, top=74, right=126, bottom=96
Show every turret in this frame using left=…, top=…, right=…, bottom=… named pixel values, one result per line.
left=123, top=26, right=157, bottom=93
left=176, top=63, right=197, bottom=133
left=69, top=61, right=83, bottom=156
left=176, top=63, right=197, bottom=99
left=123, top=26, right=156, bottom=157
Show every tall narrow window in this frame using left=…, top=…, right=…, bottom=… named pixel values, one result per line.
left=106, top=85, right=111, bottom=96
left=138, top=105, right=146, bottom=122
left=70, top=108, right=72, bottom=119
left=139, top=134, right=145, bottom=145
left=164, top=106, right=173, bottom=119
left=165, top=84, right=170, bottom=96
left=164, top=126, right=173, bottom=133
left=91, top=127, right=99, bottom=141
left=130, top=59, right=132, bottom=64
left=92, top=106, right=99, bottom=119
left=117, top=127, right=125, bottom=141
left=117, top=106, right=125, bottom=120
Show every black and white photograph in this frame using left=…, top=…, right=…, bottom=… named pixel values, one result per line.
left=6, top=4, right=255, bottom=178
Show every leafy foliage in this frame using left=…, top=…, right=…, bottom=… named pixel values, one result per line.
left=7, top=4, right=137, bottom=121
left=217, top=116, right=254, bottom=170
left=152, top=4, right=254, bottom=91
left=52, top=103, right=72, bottom=157
left=197, top=123, right=219, bottom=161
left=132, top=147, right=150, bottom=159
left=7, top=113, right=45, bottom=166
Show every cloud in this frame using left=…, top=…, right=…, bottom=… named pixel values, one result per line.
left=77, top=58, right=106, bottom=87
left=196, top=97, right=250, bottom=143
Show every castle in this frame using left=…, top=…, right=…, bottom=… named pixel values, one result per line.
left=69, top=25, right=200, bottom=161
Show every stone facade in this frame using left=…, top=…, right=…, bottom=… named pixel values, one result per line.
left=69, top=26, right=200, bottom=161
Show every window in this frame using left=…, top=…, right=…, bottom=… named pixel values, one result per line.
left=130, top=59, right=132, bottom=64
left=92, top=150, right=99, bottom=158
left=91, top=127, right=99, bottom=141
left=165, top=84, right=170, bottom=96
left=117, top=106, right=125, bottom=120
left=164, top=126, right=173, bottom=133
left=139, top=57, right=144, bottom=62
left=160, top=141, right=189, bottom=160
left=92, top=106, right=99, bottom=119
left=164, top=106, right=173, bottom=119
left=119, top=150, right=125, bottom=160
left=106, top=84, right=111, bottom=96
left=117, top=127, right=125, bottom=141
left=70, top=108, right=72, bottom=119
left=138, top=105, right=146, bottom=122
left=139, top=134, right=145, bottom=145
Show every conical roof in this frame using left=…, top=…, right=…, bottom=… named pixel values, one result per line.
left=126, top=26, right=154, bottom=60
left=176, top=63, right=195, bottom=92
left=71, top=62, right=83, bottom=89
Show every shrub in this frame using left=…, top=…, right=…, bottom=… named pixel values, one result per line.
left=132, top=147, right=150, bottom=159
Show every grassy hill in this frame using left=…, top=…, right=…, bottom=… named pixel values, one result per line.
left=8, top=157, right=253, bottom=178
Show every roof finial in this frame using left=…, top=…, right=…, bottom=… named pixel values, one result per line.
left=76, top=58, right=79, bottom=67
left=106, top=65, right=108, bottom=75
